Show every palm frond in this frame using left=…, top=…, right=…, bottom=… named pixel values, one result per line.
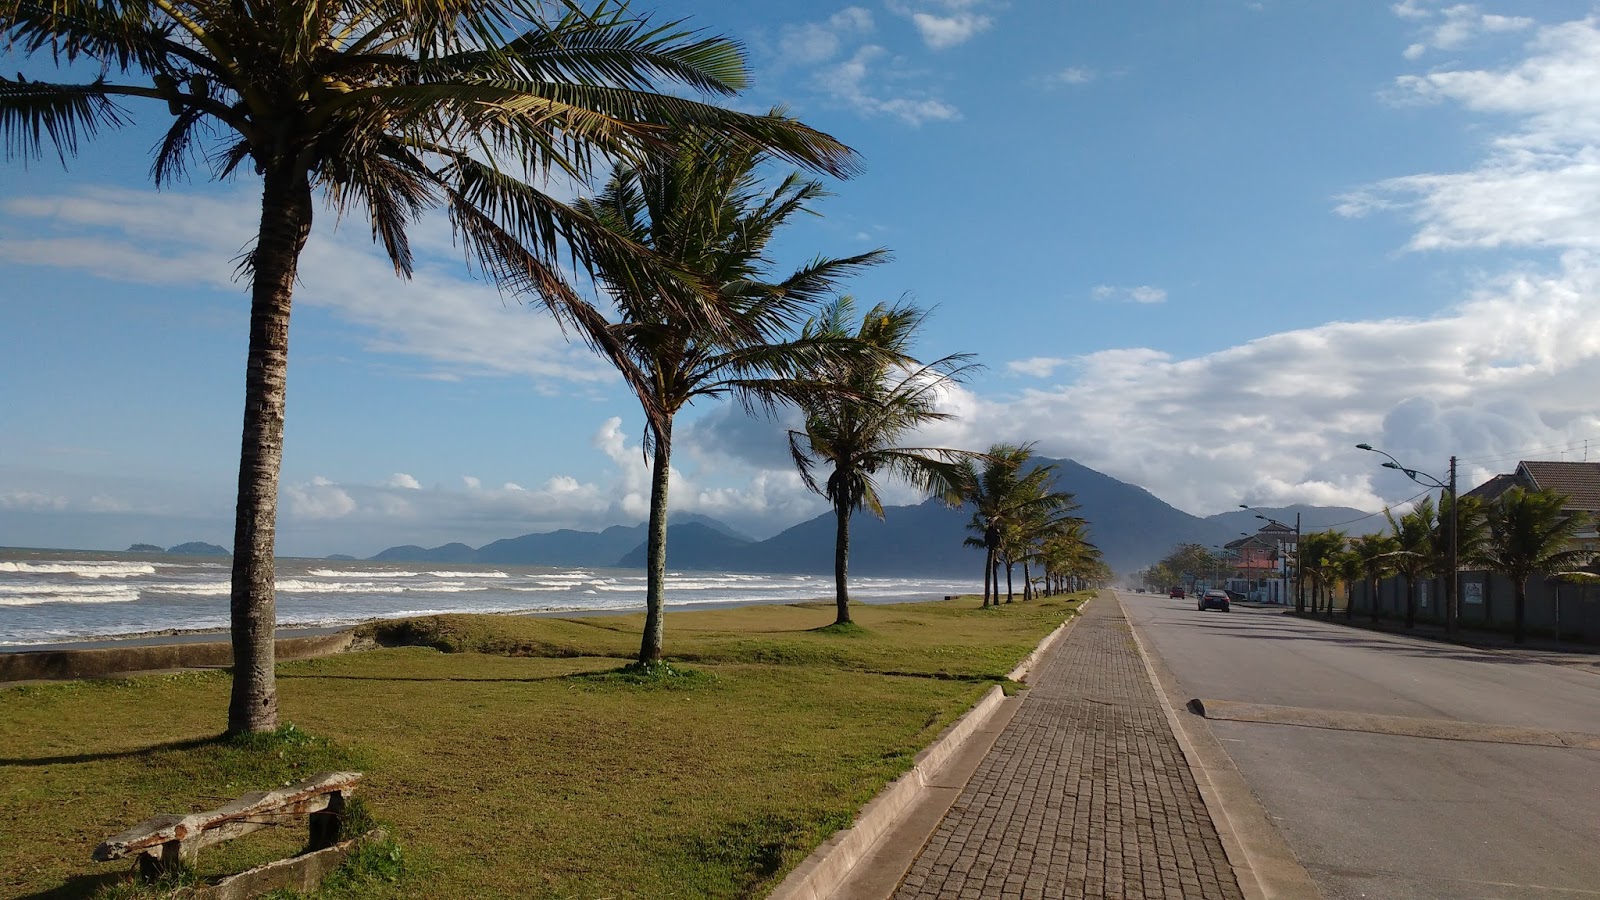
left=0, top=76, right=129, bottom=161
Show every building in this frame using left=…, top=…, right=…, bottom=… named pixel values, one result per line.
left=1224, top=523, right=1296, bottom=603
left=1463, top=460, right=1600, bottom=553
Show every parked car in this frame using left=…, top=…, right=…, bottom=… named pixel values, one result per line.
left=1168, top=587, right=1186, bottom=599
left=1198, top=589, right=1231, bottom=612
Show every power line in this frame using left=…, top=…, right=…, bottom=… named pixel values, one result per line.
left=1457, top=435, right=1600, bottom=468
left=1303, top=487, right=1434, bottom=531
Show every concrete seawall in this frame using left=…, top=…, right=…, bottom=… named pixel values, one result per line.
left=0, top=631, right=357, bottom=683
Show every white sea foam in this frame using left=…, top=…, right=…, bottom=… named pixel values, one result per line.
left=307, top=569, right=420, bottom=578
left=425, top=570, right=509, bottom=579
left=0, top=582, right=136, bottom=597
left=0, top=561, right=157, bottom=577
left=0, top=588, right=140, bottom=606
left=143, top=582, right=232, bottom=596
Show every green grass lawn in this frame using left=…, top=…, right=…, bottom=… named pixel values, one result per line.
left=1, top=595, right=1082, bottom=900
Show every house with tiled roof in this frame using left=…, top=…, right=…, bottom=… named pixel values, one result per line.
left=1464, top=460, right=1600, bottom=549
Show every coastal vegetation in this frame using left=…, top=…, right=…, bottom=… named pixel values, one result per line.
left=1, top=0, right=862, bottom=734
left=788, top=298, right=980, bottom=625
left=572, top=135, right=881, bottom=666
left=960, top=445, right=1084, bottom=606
left=0, top=595, right=1085, bottom=899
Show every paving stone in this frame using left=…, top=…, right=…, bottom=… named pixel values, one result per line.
left=891, top=598, right=1245, bottom=899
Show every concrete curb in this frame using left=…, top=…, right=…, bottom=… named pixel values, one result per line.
left=767, top=598, right=1087, bottom=900
left=0, top=631, right=357, bottom=683
left=1121, top=594, right=1323, bottom=900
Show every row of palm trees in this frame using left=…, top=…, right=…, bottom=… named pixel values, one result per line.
left=959, top=447, right=1106, bottom=606
left=1290, top=487, right=1590, bottom=643
left=5, top=0, right=1104, bottom=732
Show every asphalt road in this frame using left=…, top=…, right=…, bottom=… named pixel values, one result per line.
left=1116, top=589, right=1600, bottom=900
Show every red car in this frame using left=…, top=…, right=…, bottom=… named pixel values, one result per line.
left=1168, top=587, right=1186, bottom=599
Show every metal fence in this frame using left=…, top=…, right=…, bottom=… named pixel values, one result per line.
left=1345, top=570, right=1600, bottom=643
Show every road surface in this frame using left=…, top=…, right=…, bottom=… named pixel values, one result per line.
left=1117, top=589, right=1600, bottom=900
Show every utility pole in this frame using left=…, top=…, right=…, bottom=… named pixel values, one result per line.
left=1447, top=455, right=1458, bottom=634
left=1294, top=511, right=1303, bottom=614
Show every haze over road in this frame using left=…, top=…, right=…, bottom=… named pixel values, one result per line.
left=1118, top=590, right=1600, bottom=900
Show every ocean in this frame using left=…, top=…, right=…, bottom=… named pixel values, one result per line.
left=0, top=548, right=983, bottom=647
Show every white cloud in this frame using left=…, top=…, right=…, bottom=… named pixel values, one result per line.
left=1342, top=17, right=1600, bottom=251
left=1007, top=357, right=1070, bottom=378
left=461, top=475, right=482, bottom=490
left=285, top=478, right=357, bottom=519
left=1051, top=67, right=1096, bottom=86
left=907, top=253, right=1600, bottom=516
left=814, top=45, right=961, bottom=126
left=386, top=473, right=422, bottom=490
left=0, top=491, right=69, bottom=511
left=0, top=186, right=616, bottom=385
left=1392, top=1, right=1533, bottom=58
left=778, top=7, right=874, bottom=64
left=1092, top=284, right=1169, bottom=304
left=910, top=12, right=992, bottom=49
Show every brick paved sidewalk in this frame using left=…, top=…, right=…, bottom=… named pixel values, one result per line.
left=892, top=597, right=1244, bottom=900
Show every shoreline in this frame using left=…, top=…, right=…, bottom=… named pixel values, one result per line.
left=0, top=591, right=961, bottom=655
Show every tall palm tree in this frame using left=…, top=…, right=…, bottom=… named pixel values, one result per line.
left=1349, top=532, right=1399, bottom=622
left=4, top=0, right=861, bottom=732
left=1298, top=530, right=1347, bottom=615
left=1385, top=497, right=1435, bottom=628
left=788, top=298, right=978, bottom=626
left=576, top=137, right=880, bottom=665
left=960, top=445, right=1076, bottom=607
left=1479, top=487, right=1591, bottom=643
left=1332, top=547, right=1362, bottom=619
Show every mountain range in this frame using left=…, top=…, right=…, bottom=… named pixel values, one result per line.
left=362, top=457, right=1387, bottom=576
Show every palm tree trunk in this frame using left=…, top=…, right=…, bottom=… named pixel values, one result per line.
left=1004, top=560, right=1014, bottom=603
left=833, top=502, right=851, bottom=625
left=1370, top=576, right=1380, bottom=623
left=638, top=424, right=673, bottom=665
left=981, top=548, right=991, bottom=607
left=227, top=167, right=314, bottom=737
left=1022, top=560, right=1032, bottom=601
left=1513, top=578, right=1527, bottom=644
left=1405, top=574, right=1416, bottom=628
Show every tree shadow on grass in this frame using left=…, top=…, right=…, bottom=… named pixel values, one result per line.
left=276, top=671, right=590, bottom=685
left=0, top=734, right=218, bottom=768
left=16, top=869, right=129, bottom=900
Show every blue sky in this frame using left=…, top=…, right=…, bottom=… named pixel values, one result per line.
left=5, top=0, right=1600, bottom=556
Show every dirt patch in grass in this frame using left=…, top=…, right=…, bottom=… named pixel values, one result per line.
left=1, top=595, right=1083, bottom=899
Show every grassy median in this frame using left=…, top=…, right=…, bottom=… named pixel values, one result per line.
left=1, top=595, right=1082, bottom=899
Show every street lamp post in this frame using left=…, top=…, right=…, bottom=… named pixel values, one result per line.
left=1240, top=504, right=1301, bottom=611
left=1357, top=443, right=1458, bottom=634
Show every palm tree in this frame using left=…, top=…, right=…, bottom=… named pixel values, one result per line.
left=576, top=137, right=879, bottom=665
left=1297, top=530, right=1347, bottom=615
left=788, top=298, right=978, bottom=625
left=1332, top=547, right=1362, bottom=619
left=1349, top=532, right=1399, bottom=622
left=960, top=445, right=1076, bottom=607
left=4, top=0, right=862, bottom=731
left=1479, top=487, right=1591, bottom=643
left=1040, top=521, right=1098, bottom=596
left=1385, top=497, right=1435, bottom=628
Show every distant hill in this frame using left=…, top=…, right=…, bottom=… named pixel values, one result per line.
left=368, top=513, right=747, bottom=566
left=369, top=542, right=477, bottom=563
left=615, top=522, right=753, bottom=569
left=127, top=543, right=165, bottom=553
left=171, top=542, right=229, bottom=556
left=324, top=554, right=358, bottom=561
left=365, top=459, right=1391, bottom=576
